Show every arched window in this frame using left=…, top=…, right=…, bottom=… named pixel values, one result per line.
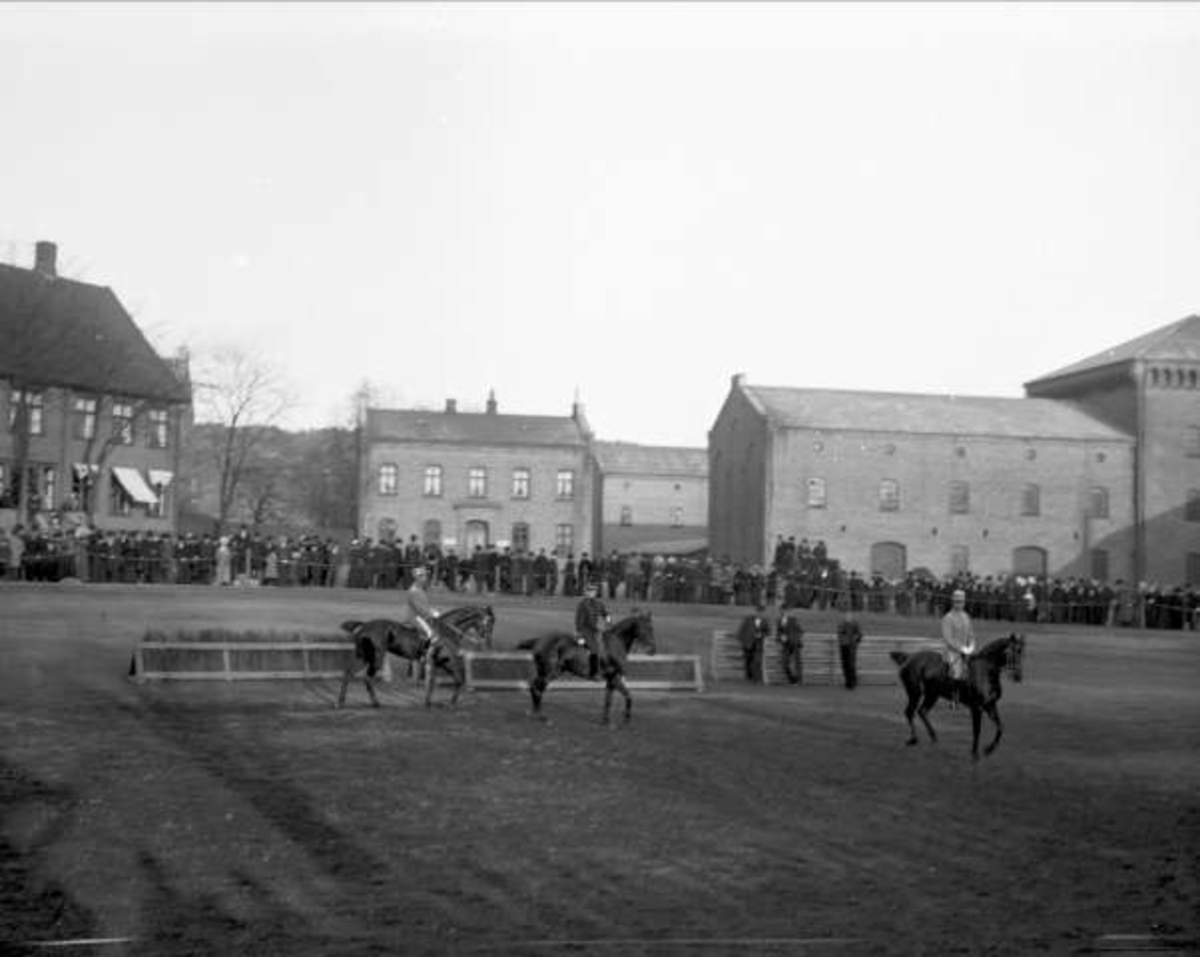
left=619, top=505, right=633, bottom=526
left=511, top=522, right=530, bottom=552
left=377, top=518, right=398, bottom=543
left=870, top=541, right=906, bottom=580
left=1089, top=486, right=1109, bottom=519
left=1012, top=545, right=1047, bottom=577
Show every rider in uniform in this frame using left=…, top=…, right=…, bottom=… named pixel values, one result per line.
left=575, top=581, right=611, bottom=679
left=407, top=566, right=442, bottom=668
left=941, top=587, right=977, bottom=704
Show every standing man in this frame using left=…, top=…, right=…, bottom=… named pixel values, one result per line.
left=837, top=607, right=863, bottom=690
left=737, top=606, right=771, bottom=684
left=777, top=608, right=805, bottom=685
left=575, top=581, right=610, bottom=679
left=941, top=587, right=976, bottom=703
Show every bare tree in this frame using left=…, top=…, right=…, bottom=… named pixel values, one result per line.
left=191, top=344, right=295, bottom=534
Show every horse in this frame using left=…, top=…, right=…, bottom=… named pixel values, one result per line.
left=890, top=633, right=1025, bottom=760
left=438, top=604, right=495, bottom=649
left=336, top=616, right=467, bottom=709
left=516, top=611, right=657, bottom=724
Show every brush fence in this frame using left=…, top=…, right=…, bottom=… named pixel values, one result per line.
left=711, top=630, right=942, bottom=686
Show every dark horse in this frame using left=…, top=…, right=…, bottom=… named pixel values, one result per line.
left=890, top=633, right=1025, bottom=760
left=438, top=604, right=495, bottom=649
left=336, top=615, right=467, bottom=709
left=516, top=612, right=656, bottom=724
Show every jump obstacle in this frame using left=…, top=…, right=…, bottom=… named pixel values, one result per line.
left=710, top=630, right=941, bottom=686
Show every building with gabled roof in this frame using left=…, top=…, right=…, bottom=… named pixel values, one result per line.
left=359, top=392, right=598, bottom=559
left=592, top=441, right=708, bottom=556
left=0, top=241, right=191, bottom=533
left=711, top=315, right=1200, bottom=585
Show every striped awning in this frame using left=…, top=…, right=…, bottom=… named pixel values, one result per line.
left=112, top=466, right=159, bottom=505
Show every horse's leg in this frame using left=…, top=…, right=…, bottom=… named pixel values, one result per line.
left=616, top=674, right=632, bottom=724
left=902, top=685, right=920, bottom=746
left=337, top=666, right=352, bottom=708
left=916, top=683, right=938, bottom=744
left=982, top=701, right=1003, bottom=756
left=364, top=674, right=380, bottom=708
left=601, top=676, right=614, bottom=725
left=970, top=704, right=982, bottom=761
left=423, top=654, right=436, bottom=708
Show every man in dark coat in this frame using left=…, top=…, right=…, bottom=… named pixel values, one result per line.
left=777, top=609, right=805, bottom=685
left=575, top=582, right=610, bottom=679
left=837, top=608, right=863, bottom=690
left=737, top=606, right=771, bottom=684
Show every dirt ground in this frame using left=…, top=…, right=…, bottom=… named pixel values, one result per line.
left=1, top=583, right=1197, bottom=956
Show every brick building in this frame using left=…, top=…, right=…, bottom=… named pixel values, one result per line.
left=592, top=441, right=708, bottom=556
left=709, top=315, right=1200, bottom=585
left=0, top=241, right=191, bottom=533
left=358, top=393, right=597, bottom=559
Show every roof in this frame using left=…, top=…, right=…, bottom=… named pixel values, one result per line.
left=742, top=384, right=1129, bottom=441
left=366, top=408, right=589, bottom=447
left=0, top=262, right=189, bottom=403
left=593, top=441, right=708, bottom=476
left=1026, top=314, right=1200, bottom=385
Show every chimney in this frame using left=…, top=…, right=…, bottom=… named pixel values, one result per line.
left=34, top=241, right=57, bottom=277
left=445, top=398, right=457, bottom=414
left=486, top=389, right=497, bottom=415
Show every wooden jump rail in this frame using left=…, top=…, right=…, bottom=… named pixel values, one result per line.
left=711, top=631, right=942, bottom=686
left=463, top=652, right=705, bottom=693
left=130, top=639, right=705, bottom=693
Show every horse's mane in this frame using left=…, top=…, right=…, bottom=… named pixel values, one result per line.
left=977, top=634, right=1020, bottom=660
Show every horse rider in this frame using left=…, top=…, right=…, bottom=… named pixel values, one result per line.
left=407, top=566, right=443, bottom=663
left=941, top=587, right=977, bottom=703
left=575, top=581, right=611, bottom=679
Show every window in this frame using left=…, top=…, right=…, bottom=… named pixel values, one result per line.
left=468, top=467, right=488, bottom=498
left=147, top=408, right=169, bottom=449
left=1187, top=426, right=1200, bottom=458
left=1021, top=484, right=1041, bottom=517
left=555, top=523, right=574, bottom=555
left=949, top=481, right=970, bottom=514
left=1089, top=486, right=1110, bottom=519
left=1187, top=489, right=1200, bottom=523
left=9, top=390, right=44, bottom=435
left=512, top=522, right=530, bottom=552
left=556, top=469, right=575, bottom=500
left=949, top=545, right=970, bottom=576
left=72, top=397, right=97, bottom=440
left=423, top=465, right=443, bottom=497
left=71, top=464, right=97, bottom=513
left=147, top=478, right=169, bottom=518
left=669, top=506, right=683, bottom=527
left=112, top=401, right=135, bottom=445
left=378, top=464, right=398, bottom=495
left=620, top=505, right=633, bottom=526
left=110, top=472, right=134, bottom=516
left=40, top=466, right=56, bottom=511
left=1090, top=549, right=1109, bottom=582
left=807, top=477, right=827, bottom=509
left=879, top=479, right=900, bottom=512
left=511, top=468, right=530, bottom=499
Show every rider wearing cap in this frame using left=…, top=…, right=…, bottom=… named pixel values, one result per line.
left=941, top=588, right=977, bottom=702
left=575, top=581, right=611, bottom=679
left=408, top=566, right=441, bottom=661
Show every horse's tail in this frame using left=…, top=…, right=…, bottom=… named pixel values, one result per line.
left=889, top=650, right=909, bottom=667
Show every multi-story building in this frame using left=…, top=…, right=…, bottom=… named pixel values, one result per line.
left=592, top=441, right=708, bottom=556
left=709, top=315, right=1200, bottom=585
left=0, top=241, right=192, bottom=533
left=358, top=393, right=597, bottom=558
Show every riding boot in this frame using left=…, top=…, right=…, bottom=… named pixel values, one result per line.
left=588, top=652, right=599, bottom=680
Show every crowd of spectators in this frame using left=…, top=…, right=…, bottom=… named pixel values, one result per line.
left=1, top=520, right=1195, bottom=631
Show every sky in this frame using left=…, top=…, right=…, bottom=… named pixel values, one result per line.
left=2, top=2, right=1199, bottom=447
